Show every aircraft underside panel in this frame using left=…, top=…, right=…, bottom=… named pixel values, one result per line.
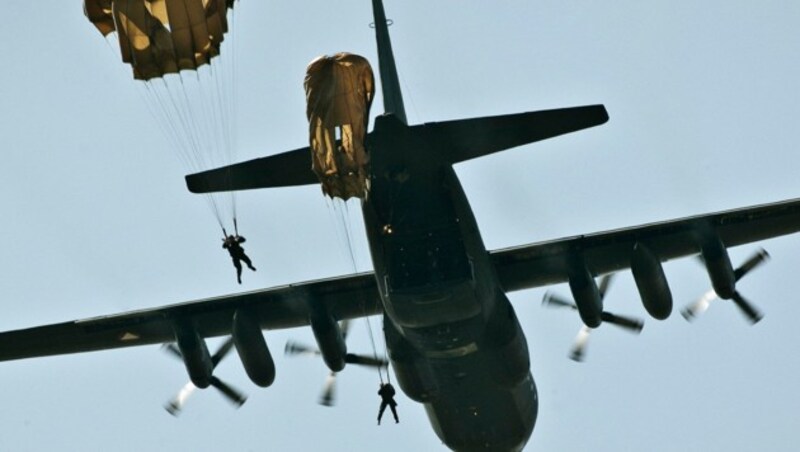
left=424, top=372, right=537, bottom=452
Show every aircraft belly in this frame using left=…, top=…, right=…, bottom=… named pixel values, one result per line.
left=387, top=311, right=536, bottom=450
left=385, top=279, right=481, bottom=328
left=423, top=371, right=537, bottom=452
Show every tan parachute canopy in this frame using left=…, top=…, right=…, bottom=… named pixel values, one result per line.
left=84, top=0, right=235, bottom=80
left=305, top=53, right=375, bottom=200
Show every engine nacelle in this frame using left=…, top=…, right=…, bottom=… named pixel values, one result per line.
left=700, top=233, right=735, bottom=299
left=232, top=309, right=276, bottom=388
left=568, top=261, right=602, bottom=328
left=631, top=243, right=673, bottom=320
left=173, top=320, right=213, bottom=389
left=309, top=307, right=347, bottom=372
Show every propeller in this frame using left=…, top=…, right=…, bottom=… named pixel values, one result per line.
left=543, top=274, right=644, bottom=362
left=681, top=248, right=768, bottom=324
left=284, top=320, right=388, bottom=406
left=163, top=337, right=247, bottom=416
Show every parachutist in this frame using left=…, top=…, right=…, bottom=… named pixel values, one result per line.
left=377, top=382, right=399, bottom=425
left=223, top=235, right=256, bottom=284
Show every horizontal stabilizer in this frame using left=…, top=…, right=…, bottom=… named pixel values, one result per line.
left=417, top=105, right=609, bottom=164
left=186, top=146, right=317, bottom=193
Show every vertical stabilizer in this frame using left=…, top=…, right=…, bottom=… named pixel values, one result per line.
left=371, top=0, right=407, bottom=124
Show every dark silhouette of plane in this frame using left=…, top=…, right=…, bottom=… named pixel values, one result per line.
left=0, top=1, right=798, bottom=450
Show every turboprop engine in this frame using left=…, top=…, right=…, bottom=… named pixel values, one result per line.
left=172, top=320, right=213, bottom=389
left=699, top=234, right=736, bottom=299
left=309, top=307, right=348, bottom=372
left=682, top=233, right=768, bottom=324
left=567, top=261, right=603, bottom=328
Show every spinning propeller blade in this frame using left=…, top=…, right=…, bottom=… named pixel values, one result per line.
left=164, top=382, right=196, bottom=416
left=285, top=320, right=387, bottom=406
left=600, top=312, right=644, bottom=332
left=284, top=341, right=322, bottom=357
left=681, top=289, right=716, bottom=321
left=209, top=376, right=248, bottom=407
left=345, top=353, right=389, bottom=368
left=569, top=326, right=591, bottom=362
left=162, top=337, right=247, bottom=416
left=542, top=293, right=578, bottom=310
left=731, top=292, right=763, bottom=324
left=318, top=372, right=337, bottom=407
left=683, top=248, right=768, bottom=324
left=543, top=273, right=643, bottom=362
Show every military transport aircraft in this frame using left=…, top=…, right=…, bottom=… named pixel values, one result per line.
left=2, top=1, right=800, bottom=451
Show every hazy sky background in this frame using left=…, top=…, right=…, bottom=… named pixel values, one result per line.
left=1, top=1, right=799, bottom=451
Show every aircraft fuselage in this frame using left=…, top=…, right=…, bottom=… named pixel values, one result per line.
left=361, top=114, right=537, bottom=451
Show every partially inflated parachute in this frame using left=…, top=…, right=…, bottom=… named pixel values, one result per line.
left=85, top=0, right=240, bottom=234
left=85, top=0, right=235, bottom=81
left=305, top=53, right=375, bottom=200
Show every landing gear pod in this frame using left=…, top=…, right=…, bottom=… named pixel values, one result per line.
left=232, top=309, right=275, bottom=387
left=631, top=243, right=673, bottom=320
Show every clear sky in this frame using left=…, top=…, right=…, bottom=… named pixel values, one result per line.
left=1, top=1, right=799, bottom=451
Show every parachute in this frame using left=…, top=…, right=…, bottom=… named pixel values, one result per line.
left=304, top=53, right=375, bottom=200
left=85, top=0, right=240, bottom=233
left=84, top=0, right=235, bottom=81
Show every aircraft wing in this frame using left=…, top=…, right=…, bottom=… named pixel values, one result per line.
left=5, top=197, right=800, bottom=362
left=492, top=197, right=800, bottom=292
left=0, top=272, right=380, bottom=362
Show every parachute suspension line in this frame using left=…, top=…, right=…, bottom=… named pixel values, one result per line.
left=190, top=68, right=230, bottom=224
left=176, top=74, right=211, bottom=170
left=341, top=201, right=359, bottom=270
left=199, top=12, right=239, bottom=231
left=208, top=47, right=238, bottom=225
left=166, top=74, right=227, bottom=227
left=111, top=13, right=227, bottom=229
left=326, top=199, right=386, bottom=384
left=365, top=314, right=384, bottom=385
left=324, top=198, right=356, bottom=269
left=343, top=204, right=386, bottom=385
left=89, top=1, right=240, bottom=236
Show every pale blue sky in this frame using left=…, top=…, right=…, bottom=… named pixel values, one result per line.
left=1, top=1, right=799, bottom=451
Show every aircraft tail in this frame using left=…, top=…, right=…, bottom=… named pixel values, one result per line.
left=185, top=145, right=316, bottom=193
left=411, top=104, right=609, bottom=164
left=372, top=0, right=406, bottom=124
left=186, top=105, right=608, bottom=193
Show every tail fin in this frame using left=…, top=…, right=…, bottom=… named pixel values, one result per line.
left=372, top=0, right=406, bottom=124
